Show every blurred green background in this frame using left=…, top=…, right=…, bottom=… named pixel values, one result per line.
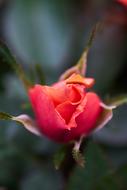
left=0, top=0, right=127, bottom=189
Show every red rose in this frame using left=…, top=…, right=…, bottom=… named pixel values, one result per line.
left=118, top=0, right=127, bottom=6
left=28, top=74, right=103, bottom=143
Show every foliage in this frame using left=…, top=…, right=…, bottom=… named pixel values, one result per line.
left=0, top=0, right=127, bottom=190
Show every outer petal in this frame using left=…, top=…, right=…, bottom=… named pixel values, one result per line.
left=44, top=82, right=68, bottom=107
left=29, top=85, right=69, bottom=142
left=75, top=92, right=102, bottom=134
left=61, top=92, right=102, bottom=142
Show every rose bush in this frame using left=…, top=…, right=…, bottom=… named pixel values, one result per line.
left=29, top=74, right=103, bottom=143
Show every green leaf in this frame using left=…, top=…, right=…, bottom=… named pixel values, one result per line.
left=95, top=174, right=120, bottom=190
left=115, top=164, right=127, bottom=188
left=96, top=164, right=127, bottom=190
left=70, top=144, right=127, bottom=190
left=0, top=40, right=32, bottom=90
left=20, top=167, right=63, bottom=190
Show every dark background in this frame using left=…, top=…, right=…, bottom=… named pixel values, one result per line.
left=0, top=0, right=127, bottom=189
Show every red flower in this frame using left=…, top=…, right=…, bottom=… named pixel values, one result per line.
left=118, top=0, right=127, bottom=6
left=28, top=74, right=103, bottom=143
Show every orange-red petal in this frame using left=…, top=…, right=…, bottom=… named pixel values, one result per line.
left=66, top=74, right=95, bottom=88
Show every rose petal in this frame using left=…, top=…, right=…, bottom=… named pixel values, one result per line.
left=68, top=96, right=87, bottom=129
left=44, top=83, right=67, bottom=106
left=67, top=85, right=83, bottom=104
left=75, top=92, right=102, bottom=134
left=55, top=84, right=85, bottom=129
left=44, top=82, right=82, bottom=107
left=118, top=0, right=127, bottom=6
left=61, top=92, right=102, bottom=142
left=66, top=74, right=95, bottom=88
left=56, top=101, right=77, bottom=126
left=29, top=85, right=70, bottom=142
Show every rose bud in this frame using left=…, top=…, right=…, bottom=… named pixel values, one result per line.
left=117, top=0, right=127, bottom=6
left=28, top=74, right=106, bottom=143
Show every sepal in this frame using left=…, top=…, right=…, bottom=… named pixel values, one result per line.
left=0, top=112, right=41, bottom=136
left=72, top=135, right=85, bottom=167
left=59, top=24, right=99, bottom=80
